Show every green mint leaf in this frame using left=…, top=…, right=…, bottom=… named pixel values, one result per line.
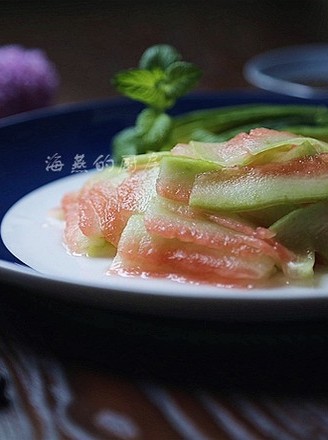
left=111, top=44, right=203, bottom=161
left=136, top=108, right=172, bottom=149
left=135, top=108, right=160, bottom=135
left=112, top=68, right=173, bottom=110
left=165, top=61, right=202, bottom=100
left=112, top=45, right=202, bottom=111
left=139, top=44, right=181, bottom=70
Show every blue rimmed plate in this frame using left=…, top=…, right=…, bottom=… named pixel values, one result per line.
left=1, top=90, right=328, bottom=322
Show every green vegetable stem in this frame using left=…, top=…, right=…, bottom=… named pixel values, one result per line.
left=111, top=44, right=328, bottom=163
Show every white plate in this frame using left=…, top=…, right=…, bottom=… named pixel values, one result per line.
left=1, top=92, right=328, bottom=321
left=3, top=166, right=328, bottom=321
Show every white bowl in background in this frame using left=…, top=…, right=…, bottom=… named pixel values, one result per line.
left=244, top=44, right=328, bottom=98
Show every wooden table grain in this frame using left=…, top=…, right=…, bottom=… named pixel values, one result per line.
left=2, top=287, right=328, bottom=440
left=1, top=1, right=328, bottom=439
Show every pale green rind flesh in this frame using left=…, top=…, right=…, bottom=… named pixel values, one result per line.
left=270, top=201, right=328, bottom=261
left=190, top=172, right=328, bottom=212
left=185, top=136, right=328, bottom=167
left=123, top=151, right=170, bottom=170
left=157, top=155, right=221, bottom=201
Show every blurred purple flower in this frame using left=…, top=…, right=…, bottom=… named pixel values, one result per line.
left=0, top=45, right=60, bottom=117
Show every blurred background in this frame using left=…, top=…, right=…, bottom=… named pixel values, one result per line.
left=0, top=0, right=327, bottom=105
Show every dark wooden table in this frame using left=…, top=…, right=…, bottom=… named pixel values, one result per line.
left=1, top=1, right=328, bottom=438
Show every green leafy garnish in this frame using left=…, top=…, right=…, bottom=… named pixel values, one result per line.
left=111, top=44, right=328, bottom=163
left=112, top=44, right=202, bottom=160
left=112, top=44, right=201, bottom=111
